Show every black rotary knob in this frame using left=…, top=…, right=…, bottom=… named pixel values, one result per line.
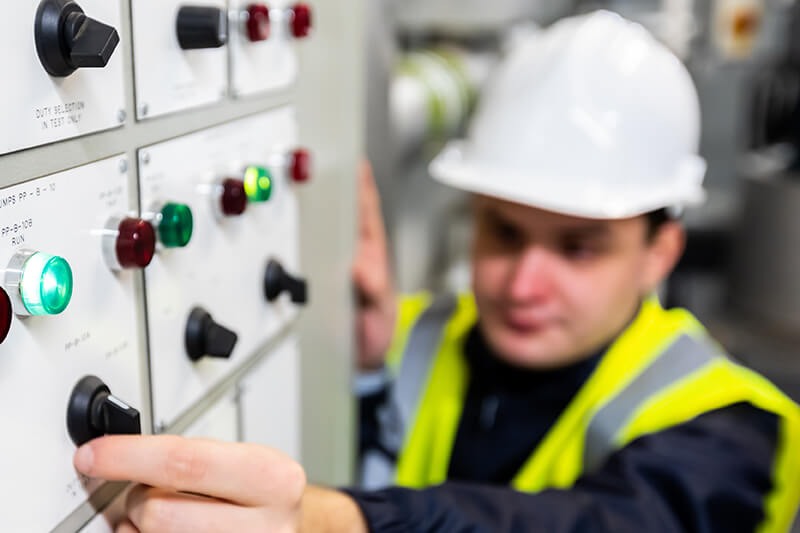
left=67, top=376, right=141, bottom=447
left=185, top=307, right=238, bottom=361
left=35, top=0, right=120, bottom=77
left=264, top=260, right=308, bottom=304
left=176, top=5, right=228, bottom=50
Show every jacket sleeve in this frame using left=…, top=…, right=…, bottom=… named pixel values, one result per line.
left=344, top=403, right=779, bottom=533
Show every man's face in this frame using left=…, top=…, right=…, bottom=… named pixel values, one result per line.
left=471, top=195, right=682, bottom=369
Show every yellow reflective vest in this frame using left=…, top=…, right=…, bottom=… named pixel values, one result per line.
left=371, top=292, right=800, bottom=533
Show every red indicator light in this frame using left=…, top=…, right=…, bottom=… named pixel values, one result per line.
left=290, top=148, right=311, bottom=183
left=116, top=218, right=156, bottom=269
left=221, top=178, right=248, bottom=216
left=291, top=3, right=312, bottom=39
left=0, top=287, right=11, bottom=343
left=246, top=4, right=271, bottom=42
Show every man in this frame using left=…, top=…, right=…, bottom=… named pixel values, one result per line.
left=74, top=11, right=800, bottom=533
left=346, top=11, right=800, bottom=530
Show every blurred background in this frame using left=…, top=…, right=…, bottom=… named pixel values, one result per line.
left=361, top=0, right=800, bottom=400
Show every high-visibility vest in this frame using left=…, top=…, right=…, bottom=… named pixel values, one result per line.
left=360, top=293, right=800, bottom=533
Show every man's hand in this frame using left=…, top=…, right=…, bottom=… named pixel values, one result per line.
left=75, top=435, right=308, bottom=533
left=352, top=159, right=397, bottom=371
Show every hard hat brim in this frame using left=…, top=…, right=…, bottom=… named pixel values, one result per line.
left=429, top=140, right=708, bottom=220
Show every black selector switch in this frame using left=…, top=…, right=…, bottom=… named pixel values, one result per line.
left=35, top=0, right=120, bottom=77
left=176, top=6, right=228, bottom=50
left=264, top=260, right=308, bottom=304
left=67, top=375, right=141, bottom=447
left=185, top=307, right=238, bottom=361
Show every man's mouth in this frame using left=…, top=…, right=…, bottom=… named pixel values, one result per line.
left=502, top=312, right=555, bottom=334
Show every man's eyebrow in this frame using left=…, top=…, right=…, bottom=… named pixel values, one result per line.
left=558, top=224, right=611, bottom=239
left=484, top=207, right=518, bottom=226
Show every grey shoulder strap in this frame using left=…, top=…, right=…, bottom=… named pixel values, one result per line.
left=583, top=334, right=719, bottom=473
left=391, top=293, right=459, bottom=435
left=360, top=293, right=458, bottom=489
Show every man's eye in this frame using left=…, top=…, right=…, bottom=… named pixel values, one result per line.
left=562, top=240, right=596, bottom=260
left=493, top=220, right=522, bottom=245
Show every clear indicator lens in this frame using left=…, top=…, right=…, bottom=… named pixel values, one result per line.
left=20, top=252, right=73, bottom=315
left=243, top=166, right=273, bottom=202
left=159, top=203, right=194, bottom=248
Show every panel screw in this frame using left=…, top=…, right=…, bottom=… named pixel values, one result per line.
left=140, top=152, right=151, bottom=165
left=117, top=109, right=127, bottom=123
left=119, top=158, right=128, bottom=173
left=139, top=103, right=149, bottom=117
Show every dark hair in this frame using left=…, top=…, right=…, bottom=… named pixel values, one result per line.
left=645, top=208, right=673, bottom=240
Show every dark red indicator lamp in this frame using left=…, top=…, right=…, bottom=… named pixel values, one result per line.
left=290, top=148, right=312, bottom=183
left=220, top=178, right=248, bottom=216
left=290, top=3, right=312, bottom=39
left=116, top=218, right=156, bottom=268
left=0, top=287, right=12, bottom=344
left=104, top=217, right=156, bottom=271
left=246, top=3, right=270, bottom=42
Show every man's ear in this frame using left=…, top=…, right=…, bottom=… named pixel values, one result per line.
left=642, top=221, right=686, bottom=293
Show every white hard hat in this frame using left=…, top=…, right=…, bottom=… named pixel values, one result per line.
left=429, top=10, right=707, bottom=219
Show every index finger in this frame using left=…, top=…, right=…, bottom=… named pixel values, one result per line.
left=75, top=435, right=305, bottom=507
left=357, top=159, right=386, bottom=242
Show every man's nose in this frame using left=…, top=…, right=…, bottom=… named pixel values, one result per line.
left=507, top=247, right=555, bottom=304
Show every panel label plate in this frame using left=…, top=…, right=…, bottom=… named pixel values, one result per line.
left=131, top=0, right=228, bottom=120
left=0, top=0, right=125, bottom=155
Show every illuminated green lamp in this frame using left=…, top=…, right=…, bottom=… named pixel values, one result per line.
left=158, top=202, right=194, bottom=248
left=18, top=251, right=73, bottom=315
left=243, top=165, right=273, bottom=202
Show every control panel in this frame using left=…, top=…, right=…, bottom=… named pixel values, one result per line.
left=130, top=0, right=228, bottom=119
left=139, top=107, right=308, bottom=429
left=1, top=0, right=124, bottom=154
left=2, top=0, right=360, bottom=530
left=183, top=391, right=241, bottom=441
left=240, top=335, right=301, bottom=460
left=0, top=156, right=147, bottom=532
left=229, top=1, right=313, bottom=97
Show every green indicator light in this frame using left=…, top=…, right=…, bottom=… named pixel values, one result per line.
left=243, top=166, right=273, bottom=202
left=159, top=203, right=193, bottom=248
left=20, top=253, right=73, bottom=315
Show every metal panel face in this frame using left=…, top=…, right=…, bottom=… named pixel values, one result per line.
left=139, top=107, right=304, bottom=430
left=130, top=0, right=228, bottom=120
left=0, top=156, right=147, bottom=532
left=229, top=0, right=299, bottom=97
left=183, top=391, right=240, bottom=440
left=240, top=335, right=300, bottom=460
left=0, top=0, right=125, bottom=155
